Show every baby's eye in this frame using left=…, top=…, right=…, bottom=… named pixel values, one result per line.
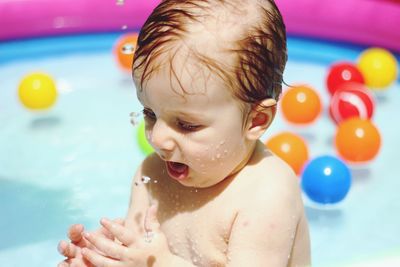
left=177, top=120, right=201, bottom=131
left=142, top=108, right=156, bottom=120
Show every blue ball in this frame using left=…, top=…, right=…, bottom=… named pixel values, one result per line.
left=301, top=155, right=351, bottom=204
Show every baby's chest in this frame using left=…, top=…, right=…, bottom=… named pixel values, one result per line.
left=160, top=208, right=233, bottom=266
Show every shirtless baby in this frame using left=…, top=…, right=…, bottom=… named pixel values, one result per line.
left=58, top=0, right=311, bottom=266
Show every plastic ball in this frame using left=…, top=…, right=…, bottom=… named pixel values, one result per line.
left=18, top=72, right=58, bottom=110
left=265, top=132, right=309, bottom=175
left=114, top=33, right=138, bottom=72
left=137, top=120, right=154, bottom=155
left=357, top=47, right=398, bottom=89
left=281, top=85, right=322, bottom=124
left=335, top=118, right=381, bottom=163
left=326, top=62, right=365, bottom=95
left=301, top=155, right=352, bottom=204
left=329, top=82, right=375, bottom=124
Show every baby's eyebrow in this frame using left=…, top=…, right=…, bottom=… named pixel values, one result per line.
left=174, top=111, right=206, bottom=120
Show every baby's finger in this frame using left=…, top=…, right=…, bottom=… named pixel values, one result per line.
left=83, top=232, right=128, bottom=260
left=82, top=248, right=121, bottom=267
left=98, top=218, right=124, bottom=240
left=68, top=224, right=84, bottom=243
left=57, top=240, right=79, bottom=258
left=100, top=218, right=135, bottom=246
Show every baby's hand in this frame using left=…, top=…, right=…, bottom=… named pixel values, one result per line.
left=57, top=219, right=124, bottom=267
left=81, top=204, right=173, bottom=267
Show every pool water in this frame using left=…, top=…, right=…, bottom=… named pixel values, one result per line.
left=0, top=33, right=399, bottom=266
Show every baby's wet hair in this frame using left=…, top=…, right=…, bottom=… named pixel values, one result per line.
left=133, top=0, right=287, bottom=106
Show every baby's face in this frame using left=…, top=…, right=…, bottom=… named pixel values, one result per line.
left=136, top=59, right=253, bottom=188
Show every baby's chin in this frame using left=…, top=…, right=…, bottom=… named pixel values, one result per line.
left=184, top=172, right=232, bottom=189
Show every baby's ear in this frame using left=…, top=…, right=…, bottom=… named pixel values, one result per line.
left=245, top=98, right=277, bottom=141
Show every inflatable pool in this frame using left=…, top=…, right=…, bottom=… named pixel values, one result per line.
left=0, top=1, right=399, bottom=266
left=1, top=0, right=399, bottom=52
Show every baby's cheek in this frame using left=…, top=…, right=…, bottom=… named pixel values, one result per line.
left=207, top=140, right=234, bottom=167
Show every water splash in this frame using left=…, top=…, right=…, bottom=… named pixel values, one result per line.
left=134, top=175, right=151, bottom=186
left=122, top=44, right=135, bottom=55
left=142, top=176, right=151, bottom=184
left=130, top=111, right=141, bottom=126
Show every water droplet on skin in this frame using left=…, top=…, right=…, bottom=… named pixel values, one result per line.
left=121, top=44, right=135, bottom=55
left=224, top=149, right=228, bottom=154
left=192, top=257, right=198, bottom=263
left=144, top=231, right=155, bottom=243
left=220, top=140, right=226, bottom=145
left=154, top=180, right=158, bottom=183
left=142, top=176, right=151, bottom=184
left=216, top=153, right=221, bottom=159
left=211, top=156, right=215, bottom=161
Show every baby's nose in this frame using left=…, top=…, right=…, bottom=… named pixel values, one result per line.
left=149, top=120, right=175, bottom=155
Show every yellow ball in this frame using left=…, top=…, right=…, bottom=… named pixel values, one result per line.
left=18, top=72, right=58, bottom=110
left=357, top=48, right=398, bottom=89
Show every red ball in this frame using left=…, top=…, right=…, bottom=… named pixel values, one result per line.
left=326, top=62, right=365, bottom=95
left=329, top=82, right=375, bottom=124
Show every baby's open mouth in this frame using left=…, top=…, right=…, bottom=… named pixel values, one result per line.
left=166, top=161, right=189, bottom=181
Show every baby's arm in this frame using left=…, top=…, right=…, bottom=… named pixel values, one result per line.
left=226, top=171, right=303, bottom=267
left=80, top=155, right=197, bottom=266
left=56, top=157, right=151, bottom=266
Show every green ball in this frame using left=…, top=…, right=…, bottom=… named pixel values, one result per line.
left=137, top=120, right=154, bottom=155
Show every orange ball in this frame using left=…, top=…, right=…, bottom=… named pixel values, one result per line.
left=281, top=85, right=322, bottom=124
left=265, top=132, right=309, bottom=175
left=335, top=118, right=381, bottom=163
left=114, top=33, right=138, bottom=72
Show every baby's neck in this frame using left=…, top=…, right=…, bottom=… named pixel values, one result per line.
left=227, top=140, right=259, bottom=178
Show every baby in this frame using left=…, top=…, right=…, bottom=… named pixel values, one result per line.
left=58, top=0, right=311, bottom=266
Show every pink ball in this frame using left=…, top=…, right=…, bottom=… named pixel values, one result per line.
left=329, top=82, right=375, bottom=124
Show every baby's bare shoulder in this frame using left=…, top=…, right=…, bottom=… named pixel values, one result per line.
left=236, top=147, right=303, bottom=212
